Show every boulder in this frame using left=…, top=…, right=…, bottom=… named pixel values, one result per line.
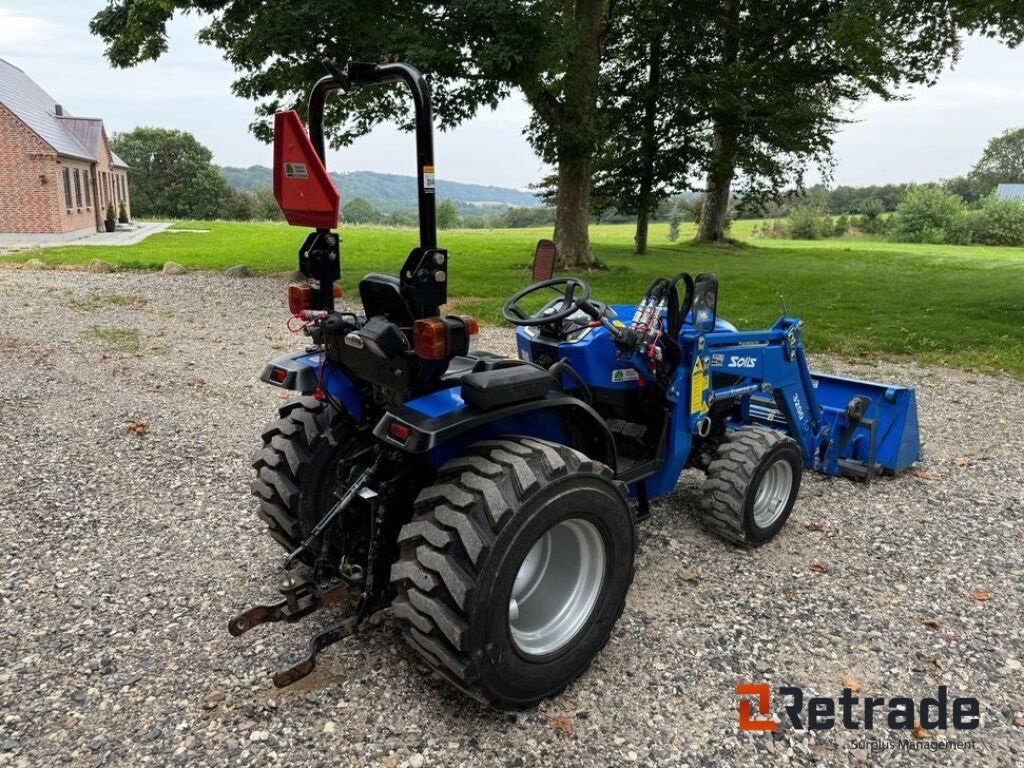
left=22, top=258, right=47, bottom=270
left=87, top=259, right=115, bottom=273
left=225, top=264, right=250, bottom=278
left=162, top=261, right=187, bottom=276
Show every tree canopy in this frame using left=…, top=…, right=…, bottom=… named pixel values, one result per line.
left=93, top=1, right=1024, bottom=252
left=967, top=127, right=1024, bottom=197
left=111, top=127, right=227, bottom=219
left=92, top=0, right=612, bottom=266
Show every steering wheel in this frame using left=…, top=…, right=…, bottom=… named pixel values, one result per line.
left=502, top=278, right=593, bottom=327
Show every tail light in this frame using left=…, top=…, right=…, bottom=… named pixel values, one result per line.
left=288, top=284, right=313, bottom=314
left=388, top=422, right=412, bottom=443
left=413, top=318, right=448, bottom=359
left=288, top=283, right=343, bottom=315
left=413, top=316, right=478, bottom=360
left=464, top=316, right=479, bottom=352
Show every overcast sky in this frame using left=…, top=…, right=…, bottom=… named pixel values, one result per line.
left=2, top=1, right=1022, bottom=190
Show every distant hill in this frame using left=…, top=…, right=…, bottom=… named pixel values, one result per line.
left=219, top=166, right=541, bottom=214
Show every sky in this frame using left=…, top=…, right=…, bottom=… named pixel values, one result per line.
left=2, top=1, right=1022, bottom=191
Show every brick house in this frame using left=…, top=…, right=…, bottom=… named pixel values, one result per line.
left=0, top=57, right=131, bottom=242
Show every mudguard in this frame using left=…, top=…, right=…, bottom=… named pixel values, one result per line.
left=260, top=351, right=364, bottom=422
left=374, top=386, right=618, bottom=471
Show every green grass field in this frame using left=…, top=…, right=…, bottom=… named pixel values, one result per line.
left=6, top=218, right=1024, bottom=375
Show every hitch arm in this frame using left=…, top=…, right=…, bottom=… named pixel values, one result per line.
left=282, top=458, right=379, bottom=570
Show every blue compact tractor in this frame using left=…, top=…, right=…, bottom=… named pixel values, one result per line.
left=232, top=61, right=921, bottom=708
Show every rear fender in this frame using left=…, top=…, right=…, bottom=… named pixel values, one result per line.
left=374, top=387, right=617, bottom=471
left=260, top=351, right=363, bottom=422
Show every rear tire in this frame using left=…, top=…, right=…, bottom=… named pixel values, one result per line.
left=390, top=437, right=635, bottom=709
left=701, top=425, right=802, bottom=547
left=250, top=396, right=365, bottom=565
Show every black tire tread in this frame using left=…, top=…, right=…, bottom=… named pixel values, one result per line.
left=701, top=425, right=790, bottom=546
left=250, top=396, right=335, bottom=563
left=390, top=436, right=629, bottom=708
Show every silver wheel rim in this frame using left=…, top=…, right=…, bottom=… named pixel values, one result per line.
left=508, top=518, right=606, bottom=656
left=752, top=459, right=793, bottom=528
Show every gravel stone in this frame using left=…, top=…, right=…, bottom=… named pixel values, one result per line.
left=1, top=267, right=1021, bottom=767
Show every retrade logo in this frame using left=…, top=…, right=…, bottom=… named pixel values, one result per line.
left=736, top=683, right=778, bottom=732
left=736, top=684, right=980, bottom=733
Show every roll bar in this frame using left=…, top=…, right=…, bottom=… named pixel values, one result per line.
left=307, top=60, right=437, bottom=251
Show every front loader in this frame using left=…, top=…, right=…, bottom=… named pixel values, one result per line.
left=233, top=60, right=922, bottom=708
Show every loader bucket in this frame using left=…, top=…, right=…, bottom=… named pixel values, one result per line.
left=811, top=372, right=921, bottom=477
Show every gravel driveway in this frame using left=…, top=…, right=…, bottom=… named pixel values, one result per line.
left=1, top=267, right=1021, bottom=768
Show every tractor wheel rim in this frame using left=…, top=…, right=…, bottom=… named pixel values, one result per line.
left=508, top=518, right=606, bottom=656
left=753, top=459, right=793, bottom=528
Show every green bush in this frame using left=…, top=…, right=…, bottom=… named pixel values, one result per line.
left=969, top=195, right=1024, bottom=246
left=857, top=197, right=887, bottom=235
left=787, top=205, right=833, bottom=240
left=833, top=214, right=850, bottom=237
left=888, top=185, right=968, bottom=244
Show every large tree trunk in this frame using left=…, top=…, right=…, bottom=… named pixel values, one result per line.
left=634, top=33, right=663, bottom=255
left=697, top=0, right=741, bottom=243
left=634, top=209, right=650, bottom=254
left=697, top=121, right=738, bottom=242
left=553, top=155, right=594, bottom=268
left=550, top=0, right=606, bottom=269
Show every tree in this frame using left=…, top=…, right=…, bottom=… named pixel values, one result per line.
left=970, top=194, right=1024, bottom=246
left=252, top=188, right=284, bottom=221
left=90, top=0, right=620, bottom=268
left=888, top=185, right=969, bottom=244
left=666, top=211, right=681, bottom=242
left=589, top=0, right=704, bottom=254
left=110, top=127, right=228, bottom=218
left=436, top=199, right=458, bottom=230
left=942, top=175, right=978, bottom=204
left=691, top=1, right=1024, bottom=242
left=341, top=197, right=380, bottom=224
left=967, top=127, right=1024, bottom=197
left=857, top=197, right=887, bottom=235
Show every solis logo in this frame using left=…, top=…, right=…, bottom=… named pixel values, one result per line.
left=736, top=684, right=980, bottom=732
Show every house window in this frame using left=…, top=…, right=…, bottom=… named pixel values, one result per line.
left=73, top=169, right=83, bottom=208
left=62, top=168, right=72, bottom=209
left=84, top=172, right=92, bottom=207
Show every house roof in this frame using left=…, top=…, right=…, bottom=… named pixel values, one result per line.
left=0, top=57, right=127, bottom=167
left=995, top=184, right=1024, bottom=201
left=57, top=115, right=129, bottom=168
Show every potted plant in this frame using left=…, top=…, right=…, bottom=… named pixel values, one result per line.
left=118, top=202, right=129, bottom=224
left=104, top=202, right=116, bottom=232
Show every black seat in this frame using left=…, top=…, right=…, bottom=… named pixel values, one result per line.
left=359, top=273, right=415, bottom=327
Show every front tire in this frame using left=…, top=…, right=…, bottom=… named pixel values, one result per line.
left=701, top=425, right=803, bottom=546
left=390, top=437, right=635, bottom=709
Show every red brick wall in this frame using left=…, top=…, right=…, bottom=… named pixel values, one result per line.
left=95, top=129, right=130, bottom=222
left=0, top=104, right=62, bottom=234
left=1, top=106, right=130, bottom=235
left=57, top=157, right=98, bottom=234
